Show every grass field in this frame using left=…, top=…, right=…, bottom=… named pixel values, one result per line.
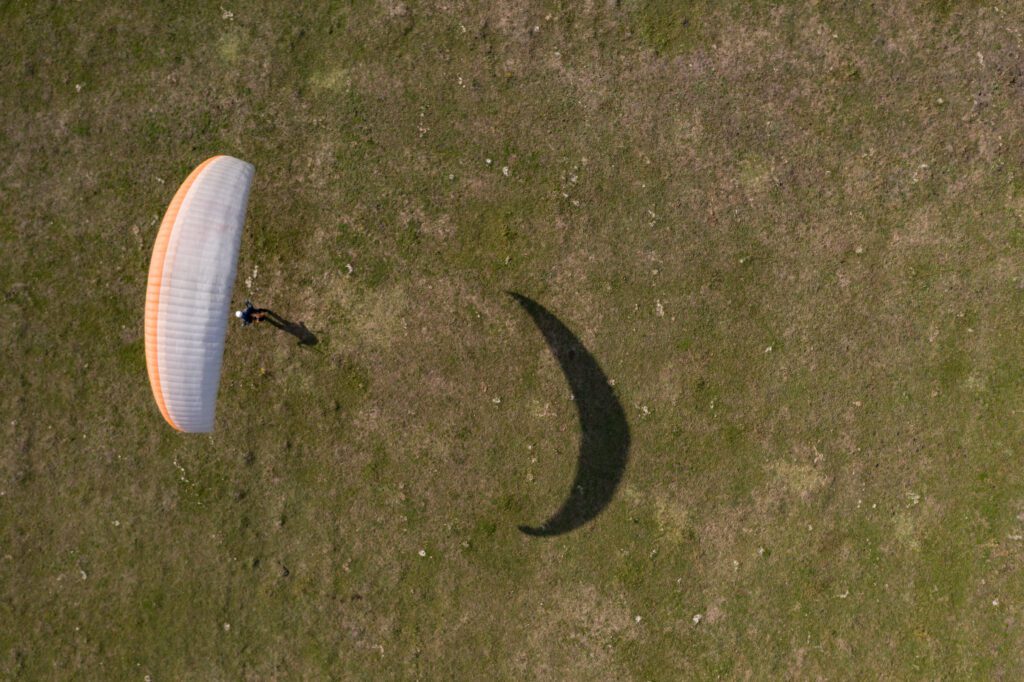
left=4, top=0, right=1024, bottom=678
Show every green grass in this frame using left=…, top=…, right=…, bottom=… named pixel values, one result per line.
left=4, top=0, right=1024, bottom=678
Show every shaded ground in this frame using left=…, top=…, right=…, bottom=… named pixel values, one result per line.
left=259, top=309, right=319, bottom=346
left=4, top=1, right=1024, bottom=678
left=510, top=292, right=630, bottom=537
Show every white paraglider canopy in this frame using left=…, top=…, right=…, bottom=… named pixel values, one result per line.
left=144, top=155, right=255, bottom=432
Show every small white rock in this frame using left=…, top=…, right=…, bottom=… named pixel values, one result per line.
left=418, top=549, right=427, bottom=557
left=692, top=613, right=703, bottom=625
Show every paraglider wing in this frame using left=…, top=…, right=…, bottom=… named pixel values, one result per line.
left=144, top=156, right=255, bottom=432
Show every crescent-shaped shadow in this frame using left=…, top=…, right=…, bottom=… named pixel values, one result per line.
left=509, top=293, right=631, bottom=537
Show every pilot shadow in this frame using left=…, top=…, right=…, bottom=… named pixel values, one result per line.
left=508, top=292, right=631, bottom=537
left=261, top=309, right=318, bottom=346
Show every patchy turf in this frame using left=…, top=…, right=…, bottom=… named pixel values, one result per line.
left=4, top=0, right=1024, bottom=678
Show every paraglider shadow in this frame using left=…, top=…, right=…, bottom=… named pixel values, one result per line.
left=261, top=309, right=318, bottom=346
left=509, top=292, right=630, bottom=537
